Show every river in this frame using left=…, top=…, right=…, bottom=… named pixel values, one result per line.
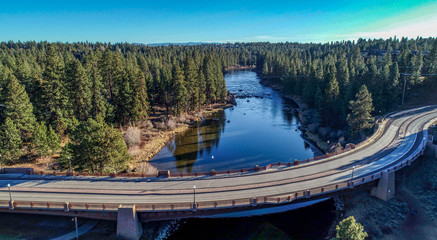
left=150, top=70, right=334, bottom=239
left=150, top=70, right=319, bottom=173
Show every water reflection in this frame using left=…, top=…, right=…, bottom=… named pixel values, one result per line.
left=171, top=112, right=226, bottom=173
left=151, top=71, right=317, bottom=173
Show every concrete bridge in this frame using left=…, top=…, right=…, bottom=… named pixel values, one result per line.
left=1, top=105, right=437, bottom=239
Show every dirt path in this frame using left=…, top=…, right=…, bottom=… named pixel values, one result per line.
left=388, top=175, right=437, bottom=240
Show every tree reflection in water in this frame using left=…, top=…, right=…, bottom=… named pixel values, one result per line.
left=171, top=111, right=226, bottom=173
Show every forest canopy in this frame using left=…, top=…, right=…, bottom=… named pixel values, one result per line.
left=0, top=37, right=436, bottom=171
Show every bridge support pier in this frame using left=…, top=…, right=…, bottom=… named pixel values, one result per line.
left=116, top=205, right=142, bottom=240
left=425, top=140, right=437, bottom=158
left=371, top=171, right=395, bottom=201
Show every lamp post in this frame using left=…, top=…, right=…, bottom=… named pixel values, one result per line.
left=72, top=217, right=78, bottom=239
left=7, top=183, right=12, bottom=203
left=350, top=166, right=355, bottom=182
left=193, top=185, right=196, bottom=210
left=401, top=74, right=407, bottom=105
left=211, top=155, right=214, bottom=172
left=68, top=156, right=71, bottom=175
left=0, top=153, right=2, bottom=172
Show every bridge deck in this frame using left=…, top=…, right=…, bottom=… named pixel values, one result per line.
left=0, top=106, right=436, bottom=218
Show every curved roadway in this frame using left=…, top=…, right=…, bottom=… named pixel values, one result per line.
left=1, top=106, right=437, bottom=206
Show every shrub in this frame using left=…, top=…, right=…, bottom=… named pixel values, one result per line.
left=166, top=118, right=177, bottom=130
left=333, top=216, right=368, bottom=240
left=124, top=127, right=141, bottom=147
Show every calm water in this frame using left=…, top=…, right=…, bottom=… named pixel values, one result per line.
left=150, top=70, right=318, bottom=173
left=167, top=199, right=336, bottom=240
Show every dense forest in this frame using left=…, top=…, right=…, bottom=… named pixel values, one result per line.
left=0, top=42, right=227, bottom=171
left=1, top=37, right=436, bottom=172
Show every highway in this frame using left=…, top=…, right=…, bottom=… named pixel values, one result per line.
left=0, top=105, right=436, bottom=209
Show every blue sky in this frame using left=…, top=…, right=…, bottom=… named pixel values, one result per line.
left=1, top=0, right=436, bottom=43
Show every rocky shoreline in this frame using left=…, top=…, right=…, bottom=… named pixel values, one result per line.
left=224, top=65, right=256, bottom=72
left=258, top=76, right=341, bottom=154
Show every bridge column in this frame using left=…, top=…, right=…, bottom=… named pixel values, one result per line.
left=116, top=205, right=142, bottom=240
left=371, top=171, right=395, bottom=201
left=425, top=139, right=437, bottom=158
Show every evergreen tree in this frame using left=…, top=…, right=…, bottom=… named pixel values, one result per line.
left=66, top=58, right=92, bottom=121
left=333, top=216, right=368, bottom=240
left=262, top=61, right=269, bottom=75
left=347, top=85, right=374, bottom=137
left=32, top=122, right=50, bottom=157
left=198, top=67, right=207, bottom=110
left=127, top=60, right=149, bottom=123
left=0, top=118, right=22, bottom=164
left=85, top=52, right=107, bottom=121
left=68, top=119, right=130, bottom=173
left=204, top=56, right=217, bottom=104
left=42, top=44, right=69, bottom=135
left=184, top=56, right=199, bottom=111
left=410, top=48, right=423, bottom=85
left=314, top=86, right=324, bottom=113
left=47, top=125, right=60, bottom=153
left=172, top=65, right=187, bottom=115
left=1, top=72, right=36, bottom=141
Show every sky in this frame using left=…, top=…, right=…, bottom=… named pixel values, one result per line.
left=1, top=0, right=436, bottom=44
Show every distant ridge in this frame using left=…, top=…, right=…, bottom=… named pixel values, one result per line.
left=133, top=42, right=220, bottom=46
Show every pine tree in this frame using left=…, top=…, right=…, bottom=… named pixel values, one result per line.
left=302, top=79, right=316, bottom=107
left=262, top=61, right=269, bottom=75
left=347, top=85, right=374, bottom=137
left=85, top=52, right=107, bottom=121
left=0, top=118, right=22, bottom=164
left=32, top=122, right=50, bottom=157
left=314, top=86, right=324, bottom=113
left=333, top=216, right=368, bottom=240
left=204, top=56, right=217, bottom=104
left=128, top=61, right=149, bottom=123
left=410, top=48, right=423, bottom=85
left=322, top=64, right=341, bottom=126
left=42, top=44, right=69, bottom=135
left=184, top=56, right=199, bottom=111
left=1, top=72, right=36, bottom=141
left=68, top=119, right=130, bottom=173
left=47, top=125, right=60, bottom=154
left=66, top=58, right=92, bottom=121
left=198, top=67, right=207, bottom=110
left=172, top=65, right=187, bottom=115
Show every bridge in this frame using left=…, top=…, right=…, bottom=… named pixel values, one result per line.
left=1, top=105, right=437, bottom=239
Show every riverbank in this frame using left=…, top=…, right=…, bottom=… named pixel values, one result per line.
left=224, top=65, right=256, bottom=72
left=259, top=76, right=336, bottom=153
left=130, top=102, right=235, bottom=174
left=4, top=101, right=235, bottom=175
